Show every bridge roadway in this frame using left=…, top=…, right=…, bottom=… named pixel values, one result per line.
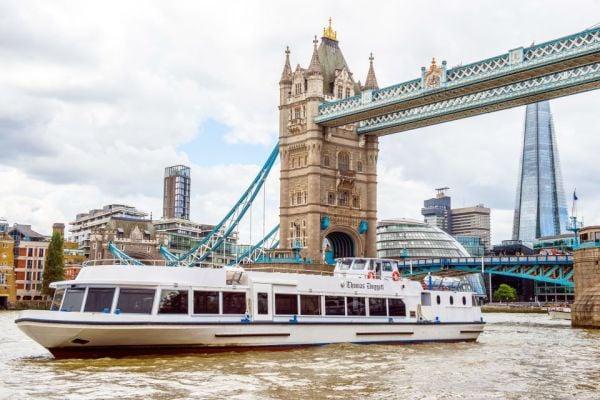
left=315, top=27, right=600, bottom=136
left=397, top=255, right=574, bottom=288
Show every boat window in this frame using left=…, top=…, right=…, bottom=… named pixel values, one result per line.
left=158, top=290, right=189, bottom=314
left=436, top=295, right=441, bottom=305
left=257, top=292, right=269, bottom=315
left=388, top=298, right=406, bottom=317
left=369, top=298, right=386, bottom=316
left=194, top=291, right=219, bottom=314
left=462, top=296, right=467, bottom=306
left=338, top=259, right=353, bottom=271
left=382, top=261, right=393, bottom=272
left=346, top=297, right=366, bottom=316
left=352, top=259, right=367, bottom=270
left=449, top=296, right=454, bottom=305
left=60, top=287, right=85, bottom=312
left=275, top=294, right=298, bottom=315
left=300, top=295, right=321, bottom=315
left=421, top=293, right=431, bottom=306
left=223, top=292, right=246, bottom=314
left=117, top=288, right=155, bottom=314
left=84, top=288, right=115, bottom=312
left=325, top=296, right=345, bottom=316
left=50, top=288, right=65, bottom=311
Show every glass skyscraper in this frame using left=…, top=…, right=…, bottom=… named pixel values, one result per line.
left=512, top=101, right=569, bottom=244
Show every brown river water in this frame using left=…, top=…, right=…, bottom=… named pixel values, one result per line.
left=0, top=311, right=599, bottom=399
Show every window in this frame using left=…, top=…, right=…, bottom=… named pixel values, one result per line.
left=194, top=291, right=219, bottom=314
left=421, top=293, right=431, bottom=306
left=60, top=287, right=86, bottom=312
left=369, top=298, right=386, bottom=316
left=382, top=261, right=393, bottom=272
left=338, top=152, right=350, bottom=171
left=27, top=248, right=33, bottom=257
left=275, top=293, right=298, bottom=315
left=84, top=288, right=115, bottom=312
left=158, top=290, right=188, bottom=314
left=325, top=296, right=345, bottom=315
left=345, top=88, right=351, bottom=98
left=436, top=295, right=441, bottom=305
left=462, top=296, right=467, bottom=306
left=297, top=193, right=302, bottom=204
left=327, top=192, right=335, bottom=205
left=257, top=292, right=269, bottom=315
left=323, top=155, right=330, bottom=166
left=39, top=249, right=44, bottom=258
left=295, top=83, right=302, bottom=95
left=347, top=297, right=366, bottom=316
left=50, top=288, right=65, bottom=311
left=294, top=107, right=301, bottom=119
left=449, top=296, right=454, bottom=305
left=117, top=288, right=155, bottom=314
left=300, top=295, right=321, bottom=315
left=357, top=161, right=363, bottom=172
left=352, top=196, right=360, bottom=208
left=223, top=292, right=246, bottom=314
left=388, top=298, right=406, bottom=317
left=338, top=191, right=349, bottom=206
left=337, top=86, right=343, bottom=98
left=352, top=259, right=367, bottom=270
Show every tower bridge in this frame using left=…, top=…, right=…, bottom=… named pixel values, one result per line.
left=277, top=21, right=600, bottom=263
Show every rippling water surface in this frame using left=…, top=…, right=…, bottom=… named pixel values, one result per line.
left=1, top=311, right=599, bottom=399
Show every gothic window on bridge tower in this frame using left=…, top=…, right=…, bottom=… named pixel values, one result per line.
left=294, top=108, right=301, bottom=120
left=337, top=86, right=343, bottom=99
left=357, top=161, right=363, bottom=173
left=345, top=88, right=350, bottom=98
left=323, top=154, right=330, bottom=167
left=327, top=192, right=335, bottom=205
left=295, top=83, right=302, bottom=95
left=338, top=151, right=350, bottom=172
left=352, top=195, right=360, bottom=208
left=338, top=191, right=349, bottom=207
left=296, top=192, right=302, bottom=205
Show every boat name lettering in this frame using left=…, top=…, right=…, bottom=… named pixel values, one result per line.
left=340, top=281, right=384, bottom=291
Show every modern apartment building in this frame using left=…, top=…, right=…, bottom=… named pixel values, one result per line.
left=451, top=205, right=491, bottom=251
left=9, top=224, right=49, bottom=301
left=0, top=219, right=16, bottom=308
left=163, top=165, right=191, bottom=220
left=69, top=204, right=148, bottom=257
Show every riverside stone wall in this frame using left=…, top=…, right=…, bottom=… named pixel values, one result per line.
left=572, top=247, right=600, bottom=328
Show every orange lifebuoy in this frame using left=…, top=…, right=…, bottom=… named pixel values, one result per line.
left=392, top=270, right=400, bottom=281
left=367, top=271, right=376, bottom=280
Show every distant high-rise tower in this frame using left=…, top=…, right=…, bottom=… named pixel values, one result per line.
left=163, top=165, right=191, bottom=220
left=512, top=101, right=568, bottom=244
left=422, top=187, right=452, bottom=233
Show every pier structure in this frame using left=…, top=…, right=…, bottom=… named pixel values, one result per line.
left=572, top=226, right=600, bottom=328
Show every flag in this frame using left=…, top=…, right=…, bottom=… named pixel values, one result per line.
left=573, top=190, right=578, bottom=201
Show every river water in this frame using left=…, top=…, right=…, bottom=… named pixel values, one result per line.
left=0, top=311, right=599, bottom=400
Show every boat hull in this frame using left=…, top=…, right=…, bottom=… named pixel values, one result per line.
left=16, top=314, right=484, bottom=358
left=548, top=310, right=571, bottom=320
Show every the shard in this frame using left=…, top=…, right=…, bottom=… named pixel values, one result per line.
left=512, top=101, right=569, bottom=244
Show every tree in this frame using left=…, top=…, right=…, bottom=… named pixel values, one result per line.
left=493, top=283, right=517, bottom=303
left=42, top=231, right=65, bottom=297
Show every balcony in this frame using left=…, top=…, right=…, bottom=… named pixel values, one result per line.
left=287, top=118, right=306, bottom=134
left=336, top=169, right=355, bottom=189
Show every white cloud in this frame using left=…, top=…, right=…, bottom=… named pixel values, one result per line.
left=0, top=0, right=599, bottom=246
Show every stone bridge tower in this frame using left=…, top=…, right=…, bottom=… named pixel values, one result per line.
left=278, top=20, right=378, bottom=263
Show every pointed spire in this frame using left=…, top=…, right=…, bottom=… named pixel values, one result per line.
left=307, top=36, right=322, bottom=76
left=363, top=52, right=379, bottom=90
left=279, top=46, right=292, bottom=84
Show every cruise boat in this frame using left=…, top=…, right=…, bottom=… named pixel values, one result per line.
left=548, top=306, right=572, bottom=320
left=15, top=258, right=485, bottom=358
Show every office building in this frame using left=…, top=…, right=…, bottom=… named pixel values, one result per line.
left=451, top=204, right=491, bottom=251
left=512, top=101, right=569, bottom=244
left=421, top=187, right=452, bottom=233
left=69, top=204, right=148, bottom=257
left=377, top=219, right=470, bottom=259
left=455, top=236, right=485, bottom=257
left=163, top=165, right=191, bottom=220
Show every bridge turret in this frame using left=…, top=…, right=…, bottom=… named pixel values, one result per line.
left=363, top=53, right=379, bottom=91
left=279, top=46, right=292, bottom=104
left=306, top=36, right=324, bottom=98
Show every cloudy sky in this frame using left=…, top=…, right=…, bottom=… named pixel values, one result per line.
left=0, top=0, right=599, bottom=245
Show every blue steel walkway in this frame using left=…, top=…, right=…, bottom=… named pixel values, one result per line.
left=397, top=255, right=574, bottom=287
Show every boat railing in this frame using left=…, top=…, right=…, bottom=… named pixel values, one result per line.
left=242, top=265, right=334, bottom=276
left=82, top=259, right=173, bottom=267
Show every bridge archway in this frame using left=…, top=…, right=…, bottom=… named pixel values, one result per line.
left=323, top=230, right=355, bottom=259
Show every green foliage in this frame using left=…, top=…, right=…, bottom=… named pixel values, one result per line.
left=493, top=283, right=517, bottom=302
left=41, top=231, right=65, bottom=296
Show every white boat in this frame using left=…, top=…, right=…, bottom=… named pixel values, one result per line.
left=15, top=258, right=484, bottom=358
left=548, top=306, right=572, bottom=320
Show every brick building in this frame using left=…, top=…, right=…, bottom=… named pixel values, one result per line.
left=9, top=224, right=49, bottom=301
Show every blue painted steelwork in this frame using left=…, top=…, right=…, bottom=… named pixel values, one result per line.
left=226, top=225, right=280, bottom=266
left=398, top=255, right=574, bottom=287
left=107, top=242, right=143, bottom=266
left=160, top=144, right=279, bottom=267
left=315, top=27, right=600, bottom=133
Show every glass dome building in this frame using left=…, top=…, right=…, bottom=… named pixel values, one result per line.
left=377, top=218, right=470, bottom=259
